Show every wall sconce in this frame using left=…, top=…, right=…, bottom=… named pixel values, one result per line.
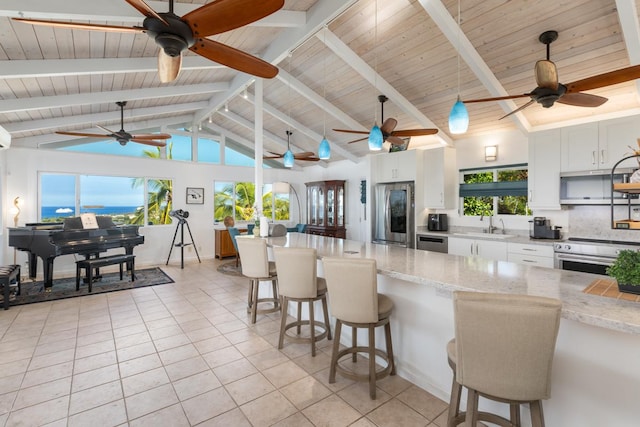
left=485, top=145, right=498, bottom=162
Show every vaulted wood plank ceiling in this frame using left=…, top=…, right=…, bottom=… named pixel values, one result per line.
left=1, top=0, right=639, bottom=166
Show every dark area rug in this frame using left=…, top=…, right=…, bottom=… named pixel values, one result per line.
left=8, top=267, right=174, bottom=306
left=217, top=261, right=243, bottom=277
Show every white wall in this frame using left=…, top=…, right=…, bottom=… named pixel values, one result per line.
left=2, top=147, right=307, bottom=276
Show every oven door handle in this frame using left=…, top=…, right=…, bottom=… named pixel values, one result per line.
left=554, top=253, right=614, bottom=266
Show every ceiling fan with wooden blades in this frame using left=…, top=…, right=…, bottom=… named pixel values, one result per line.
left=12, top=0, right=283, bottom=83
left=55, top=101, right=171, bottom=147
left=263, top=131, right=321, bottom=162
left=463, top=30, right=640, bottom=119
left=333, top=95, right=438, bottom=145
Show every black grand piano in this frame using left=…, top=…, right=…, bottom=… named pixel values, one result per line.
left=9, top=216, right=144, bottom=289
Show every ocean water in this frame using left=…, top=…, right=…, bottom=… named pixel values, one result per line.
left=41, top=206, right=140, bottom=220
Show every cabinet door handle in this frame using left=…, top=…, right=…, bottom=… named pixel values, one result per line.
left=600, top=149, right=605, bottom=164
left=470, top=243, right=474, bottom=255
left=529, top=190, right=533, bottom=202
left=592, top=151, right=596, bottom=165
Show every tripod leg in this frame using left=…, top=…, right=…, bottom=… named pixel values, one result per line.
left=166, top=222, right=181, bottom=265
left=185, top=221, right=201, bottom=263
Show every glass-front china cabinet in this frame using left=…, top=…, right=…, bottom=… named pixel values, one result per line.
left=305, top=180, right=346, bottom=238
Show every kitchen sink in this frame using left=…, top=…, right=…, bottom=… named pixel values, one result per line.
left=452, top=232, right=514, bottom=239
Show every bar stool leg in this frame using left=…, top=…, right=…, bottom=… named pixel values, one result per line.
left=309, top=300, right=316, bottom=357
left=278, top=296, right=289, bottom=349
left=368, top=325, right=376, bottom=399
left=297, top=301, right=302, bottom=334
left=352, top=327, right=357, bottom=362
left=465, top=389, right=480, bottom=427
left=322, top=296, right=332, bottom=340
left=329, top=319, right=342, bottom=384
left=384, top=321, right=396, bottom=375
left=251, top=279, right=260, bottom=324
left=447, top=375, right=462, bottom=427
left=510, top=403, right=522, bottom=426
left=530, top=401, right=545, bottom=427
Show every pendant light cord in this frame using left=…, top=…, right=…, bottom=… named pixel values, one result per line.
left=323, top=27, right=327, bottom=137
left=456, top=0, right=461, bottom=98
left=373, top=0, right=378, bottom=123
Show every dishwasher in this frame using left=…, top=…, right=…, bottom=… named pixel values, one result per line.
left=416, top=235, right=448, bottom=253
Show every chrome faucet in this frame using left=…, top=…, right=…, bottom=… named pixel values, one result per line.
left=480, top=215, right=498, bottom=234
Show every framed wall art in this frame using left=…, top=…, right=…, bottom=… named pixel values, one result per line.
left=186, top=187, right=204, bottom=204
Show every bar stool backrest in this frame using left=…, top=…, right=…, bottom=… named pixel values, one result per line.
left=322, top=257, right=378, bottom=323
left=236, top=238, right=270, bottom=278
left=453, top=291, right=562, bottom=401
left=273, top=247, right=317, bottom=298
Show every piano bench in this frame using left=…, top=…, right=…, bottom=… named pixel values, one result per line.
left=0, top=265, right=21, bottom=310
left=76, top=254, right=135, bottom=293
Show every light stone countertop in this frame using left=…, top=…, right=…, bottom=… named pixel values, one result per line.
left=265, top=232, right=640, bottom=335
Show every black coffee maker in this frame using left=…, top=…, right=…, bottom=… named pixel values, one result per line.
left=427, top=214, right=448, bottom=231
left=530, top=217, right=561, bottom=239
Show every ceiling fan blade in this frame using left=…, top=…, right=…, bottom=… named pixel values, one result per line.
left=96, top=125, right=118, bottom=135
left=535, top=60, right=559, bottom=90
left=125, top=0, right=169, bottom=25
left=130, top=138, right=167, bottom=147
left=132, top=133, right=172, bottom=140
left=158, top=50, right=182, bottom=83
left=347, top=137, right=369, bottom=144
left=387, top=136, right=406, bottom=146
left=12, top=18, right=144, bottom=34
left=298, top=157, right=321, bottom=162
left=56, top=131, right=110, bottom=138
left=333, top=129, right=369, bottom=135
left=380, top=118, right=398, bottom=135
left=565, top=65, right=640, bottom=93
left=498, top=100, right=536, bottom=120
left=263, top=155, right=283, bottom=159
left=392, top=128, right=439, bottom=137
left=463, top=94, right=531, bottom=104
left=183, top=0, right=284, bottom=37
left=557, top=92, right=608, bottom=107
left=293, top=152, right=316, bottom=158
left=189, top=38, right=278, bottom=78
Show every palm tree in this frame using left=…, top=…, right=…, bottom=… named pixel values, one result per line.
left=130, top=144, right=173, bottom=225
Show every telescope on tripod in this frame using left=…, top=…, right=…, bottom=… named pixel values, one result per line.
left=166, top=209, right=201, bottom=269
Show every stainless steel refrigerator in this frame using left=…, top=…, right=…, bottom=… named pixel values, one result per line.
left=373, top=181, right=415, bottom=248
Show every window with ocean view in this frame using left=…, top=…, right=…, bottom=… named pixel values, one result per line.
left=40, top=173, right=173, bottom=226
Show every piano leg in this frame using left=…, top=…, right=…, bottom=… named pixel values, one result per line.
left=43, top=257, right=55, bottom=291
left=28, top=252, right=38, bottom=279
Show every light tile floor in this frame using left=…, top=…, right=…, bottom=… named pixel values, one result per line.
left=0, top=259, right=451, bottom=427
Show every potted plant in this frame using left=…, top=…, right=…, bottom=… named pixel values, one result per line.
left=606, top=249, right=640, bottom=295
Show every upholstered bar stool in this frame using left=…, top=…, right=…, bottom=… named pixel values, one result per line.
left=236, top=237, right=280, bottom=324
left=273, top=247, right=332, bottom=356
left=447, top=291, right=562, bottom=427
left=322, top=257, right=395, bottom=399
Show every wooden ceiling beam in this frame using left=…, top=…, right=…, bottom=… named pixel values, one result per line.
left=615, top=0, right=640, bottom=100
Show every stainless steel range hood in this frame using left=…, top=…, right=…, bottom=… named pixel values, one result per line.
left=560, top=168, right=639, bottom=205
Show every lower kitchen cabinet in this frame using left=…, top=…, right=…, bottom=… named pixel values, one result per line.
left=507, top=242, right=554, bottom=268
left=448, top=237, right=507, bottom=261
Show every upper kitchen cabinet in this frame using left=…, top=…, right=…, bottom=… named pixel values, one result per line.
left=423, top=147, right=456, bottom=209
left=528, top=129, right=561, bottom=210
left=372, top=150, right=417, bottom=183
left=560, top=117, right=640, bottom=172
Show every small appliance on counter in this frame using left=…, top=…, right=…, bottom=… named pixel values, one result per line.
left=530, top=217, right=561, bottom=239
left=427, top=213, right=448, bottom=231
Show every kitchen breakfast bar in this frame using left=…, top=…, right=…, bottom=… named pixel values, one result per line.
left=264, top=232, right=640, bottom=427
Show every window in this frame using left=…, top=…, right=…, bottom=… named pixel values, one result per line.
left=214, top=181, right=287, bottom=222
left=40, top=173, right=173, bottom=226
left=459, top=165, right=531, bottom=216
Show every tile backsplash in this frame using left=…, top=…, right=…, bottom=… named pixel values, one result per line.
left=567, top=205, right=640, bottom=242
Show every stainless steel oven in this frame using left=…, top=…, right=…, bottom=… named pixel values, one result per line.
left=553, top=238, right=640, bottom=275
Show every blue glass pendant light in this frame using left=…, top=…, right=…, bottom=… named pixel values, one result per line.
left=283, top=130, right=294, bottom=168
left=368, top=123, right=383, bottom=151
left=448, top=0, right=469, bottom=135
left=449, top=96, right=469, bottom=134
left=318, top=136, right=331, bottom=159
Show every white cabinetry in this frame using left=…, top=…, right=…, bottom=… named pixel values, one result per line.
left=561, top=118, right=640, bottom=172
left=507, top=243, right=554, bottom=268
left=448, top=236, right=508, bottom=261
left=528, top=129, right=561, bottom=210
left=374, top=150, right=416, bottom=182
left=424, top=147, right=456, bottom=209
